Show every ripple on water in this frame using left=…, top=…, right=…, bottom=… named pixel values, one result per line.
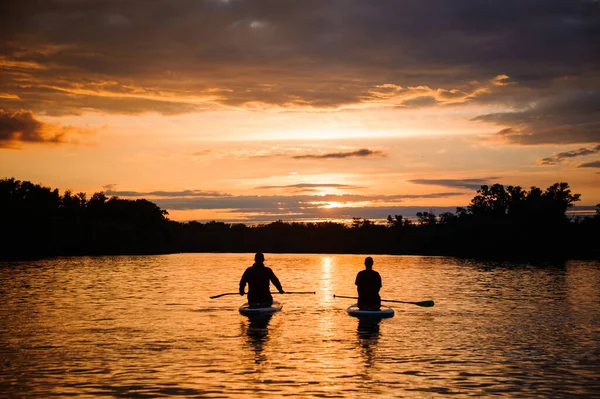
left=0, top=254, right=599, bottom=398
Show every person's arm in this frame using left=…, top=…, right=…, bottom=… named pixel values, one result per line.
left=270, top=269, right=284, bottom=293
left=239, top=269, right=248, bottom=295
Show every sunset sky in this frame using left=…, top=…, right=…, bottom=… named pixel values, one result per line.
left=1, top=0, right=599, bottom=223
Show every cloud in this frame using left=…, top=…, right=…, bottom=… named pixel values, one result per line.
left=203, top=206, right=464, bottom=224
left=0, top=84, right=212, bottom=117
left=401, top=96, right=439, bottom=107
left=0, top=109, right=77, bottom=148
left=104, top=189, right=230, bottom=197
left=1, top=1, right=598, bottom=115
left=555, top=145, right=600, bottom=159
left=474, top=91, right=600, bottom=145
left=408, top=178, right=499, bottom=190
left=163, top=200, right=598, bottom=224
left=577, top=160, right=600, bottom=168
left=293, top=149, right=385, bottom=159
left=102, top=184, right=117, bottom=191
left=536, top=144, right=600, bottom=166
left=190, top=150, right=212, bottom=157
left=150, top=192, right=463, bottom=213
left=537, top=157, right=558, bottom=166
left=150, top=191, right=467, bottom=222
left=256, top=183, right=361, bottom=190
left=99, top=189, right=464, bottom=222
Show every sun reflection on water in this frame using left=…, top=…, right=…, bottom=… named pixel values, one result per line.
left=320, top=256, right=332, bottom=301
left=1, top=255, right=599, bottom=398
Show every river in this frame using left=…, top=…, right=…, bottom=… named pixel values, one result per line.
left=1, top=254, right=599, bottom=397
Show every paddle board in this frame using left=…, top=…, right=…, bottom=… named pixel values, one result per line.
left=347, top=304, right=394, bottom=318
left=239, top=300, right=283, bottom=317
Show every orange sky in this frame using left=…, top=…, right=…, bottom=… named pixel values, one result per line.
left=1, top=1, right=599, bottom=223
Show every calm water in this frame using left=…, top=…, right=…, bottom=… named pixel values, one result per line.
left=1, top=254, right=599, bottom=398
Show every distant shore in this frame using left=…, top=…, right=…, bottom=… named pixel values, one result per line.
left=1, top=178, right=599, bottom=261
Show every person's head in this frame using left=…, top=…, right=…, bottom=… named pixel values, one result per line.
left=364, top=256, right=374, bottom=269
left=254, top=252, right=265, bottom=263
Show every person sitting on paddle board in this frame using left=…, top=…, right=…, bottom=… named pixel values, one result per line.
left=355, top=256, right=381, bottom=310
left=239, top=253, right=285, bottom=307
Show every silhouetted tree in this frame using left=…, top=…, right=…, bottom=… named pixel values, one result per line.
left=416, top=211, right=437, bottom=225
left=438, top=212, right=458, bottom=225
left=0, top=177, right=596, bottom=259
left=468, top=184, right=510, bottom=218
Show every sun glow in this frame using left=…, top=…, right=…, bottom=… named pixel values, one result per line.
left=324, top=201, right=346, bottom=209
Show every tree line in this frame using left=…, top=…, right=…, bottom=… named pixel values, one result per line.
left=1, top=177, right=598, bottom=259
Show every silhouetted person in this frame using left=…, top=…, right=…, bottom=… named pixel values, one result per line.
left=355, top=256, right=381, bottom=310
left=240, top=253, right=284, bottom=307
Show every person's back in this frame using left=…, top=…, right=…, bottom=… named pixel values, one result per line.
left=239, top=253, right=284, bottom=307
left=355, top=257, right=382, bottom=310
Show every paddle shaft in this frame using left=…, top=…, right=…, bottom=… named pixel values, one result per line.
left=333, top=294, right=434, bottom=307
left=278, top=291, right=316, bottom=295
left=209, top=292, right=238, bottom=299
left=210, top=291, right=315, bottom=299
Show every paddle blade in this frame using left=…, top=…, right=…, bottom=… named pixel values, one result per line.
left=415, top=300, right=435, bottom=307
left=209, top=292, right=239, bottom=299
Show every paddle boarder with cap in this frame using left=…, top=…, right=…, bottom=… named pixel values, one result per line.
left=240, top=253, right=285, bottom=307
left=355, top=256, right=382, bottom=310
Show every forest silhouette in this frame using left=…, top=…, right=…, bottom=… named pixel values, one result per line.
left=1, top=177, right=598, bottom=259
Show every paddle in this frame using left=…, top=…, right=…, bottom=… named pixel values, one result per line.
left=209, top=292, right=238, bottom=299
left=210, top=291, right=315, bottom=299
left=333, top=294, right=434, bottom=307
left=278, top=291, right=316, bottom=295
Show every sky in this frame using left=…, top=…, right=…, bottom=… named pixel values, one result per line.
left=1, top=0, right=599, bottom=223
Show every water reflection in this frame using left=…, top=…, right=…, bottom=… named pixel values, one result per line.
left=241, top=315, right=272, bottom=364
left=1, top=254, right=599, bottom=398
left=357, top=318, right=381, bottom=369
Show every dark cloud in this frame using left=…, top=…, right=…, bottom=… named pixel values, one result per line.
left=555, top=145, right=600, bottom=158
left=408, top=178, right=499, bottom=190
left=148, top=192, right=462, bottom=211
left=537, top=157, right=558, bottom=166
left=401, top=96, right=439, bottom=107
left=578, top=160, right=600, bottom=168
left=148, top=191, right=464, bottom=222
left=474, top=92, right=600, bottom=144
left=0, top=109, right=73, bottom=147
left=536, top=144, right=600, bottom=166
left=105, top=189, right=230, bottom=197
left=293, top=149, right=385, bottom=159
left=0, top=83, right=210, bottom=117
left=1, top=0, right=598, bottom=116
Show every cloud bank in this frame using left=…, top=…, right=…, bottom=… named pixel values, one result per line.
left=408, top=178, right=499, bottom=190
left=1, top=0, right=598, bottom=146
left=105, top=189, right=230, bottom=198
left=103, top=188, right=464, bottom=222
